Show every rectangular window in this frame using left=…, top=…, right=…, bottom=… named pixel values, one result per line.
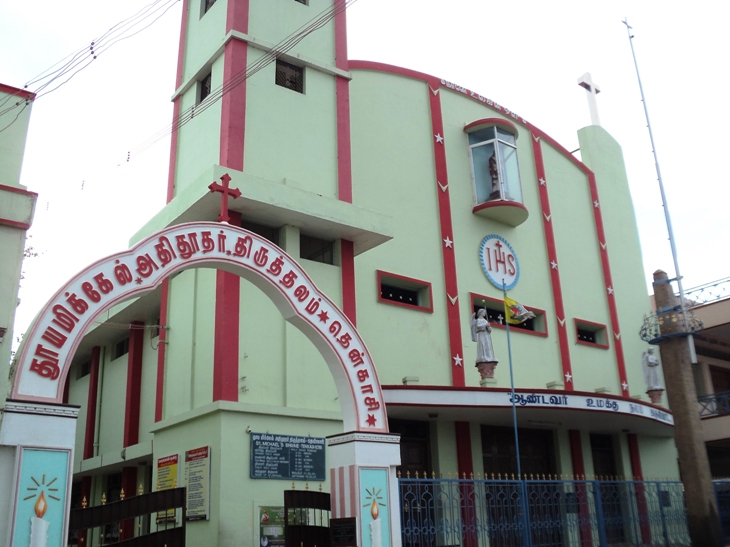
left=113, top=337, right=130, bottom=360
left=300, top=234, right=334, bottom=265
left=241, top=220, right=280, bottom=246
left=574, top=319, right=609, bottom=349
left=378, top=271, right=433, bottom=313
left=275, top=59, right=304, bottom=93
left=198, top=72, right=212, bottom=104
left=470, top=292, right=547, bottom=337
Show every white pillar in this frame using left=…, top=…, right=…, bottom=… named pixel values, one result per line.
left=0, top=401, right=78, bottom=547
left=328, top=431, right=401, bottom=547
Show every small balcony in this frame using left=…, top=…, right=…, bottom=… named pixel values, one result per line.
left=699, top=391, right=730, bottom=418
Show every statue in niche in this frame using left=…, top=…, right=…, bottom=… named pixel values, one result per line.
left=471, top=308, right=498, bottom=378
left=642, top=347, right=665, bottom=403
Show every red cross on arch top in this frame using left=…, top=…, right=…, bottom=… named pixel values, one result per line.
left=208, top=173, right=241, bottom=223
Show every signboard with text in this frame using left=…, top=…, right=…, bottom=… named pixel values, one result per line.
left=250, top=433, right=326, bottom=481
left=185, top=446, right=210, bottom=521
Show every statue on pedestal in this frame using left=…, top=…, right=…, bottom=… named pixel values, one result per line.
left=642, top=347, right=665, bottom=403
left=471, top=309, right=498, bottom=378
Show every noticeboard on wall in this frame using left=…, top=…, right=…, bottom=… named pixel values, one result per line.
left=250, top=432, right=326, bottom=481
left=185, top=446, right=211, bottom=521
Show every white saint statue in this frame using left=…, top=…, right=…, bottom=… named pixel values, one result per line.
left=642, top=347, right=662, bottom=391
left=471, top=309, right=498, bottom=378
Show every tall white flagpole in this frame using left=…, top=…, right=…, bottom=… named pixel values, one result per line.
left=622, top=18, right=697, bottom=363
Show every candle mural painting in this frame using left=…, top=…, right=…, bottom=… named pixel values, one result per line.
left=360, top=468, right=390, bottom=547
left=11, top=448, right=70, bottom=547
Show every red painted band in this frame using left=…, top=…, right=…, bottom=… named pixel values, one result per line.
left=427, top=78, right=465, bottom=388
left=213, top=214, right=242, bottom=402
left=120, top=467, right=137, bottom=540
left=77, top=476, right=92, bottom=545
left=569, top=430, right=593, bottom=547
left=83, top=346, right=100, bottom=459
left=123, top=322, right=144, bottom=448
left=334, top=4, right=356, bottom=326
left=0, top=83, right=36, bottom=99
left=166, top=0, right=189, bottom=203
left=455, top=421, right=477, bottom=547
left=0, top=184, right=38, bottom=197
left=226, top=0, right=249, bottom=34
left=341, top=239, right=357, bottom=325
left=471, top=200, right=527, bottom=216
left=463, top=118, right=519, bottom=135
left=628, top=433, right=652, bottom=544
left=155, top=280, right=169, bottom=422
left=531, top=134, right=573, bottom=390
left=220, top=39, right=248, bottom=171
left=0, top=218, right=31, bottom=230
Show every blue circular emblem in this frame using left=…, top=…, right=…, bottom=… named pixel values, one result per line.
left=479, top=234, right=520, bottom=290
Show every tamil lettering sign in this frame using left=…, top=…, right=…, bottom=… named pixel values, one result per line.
left=250, top=433, right=326, bottom=481
left=11, top=218, right=386, bottom=432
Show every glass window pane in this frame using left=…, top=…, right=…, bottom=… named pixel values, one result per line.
left=497, top=142, right=523, bottom=203
left=468, top=127, right=495, bottom=145
left=496, top=127, right=516, bottom=145
left=471, top=142, right=499, bottom=203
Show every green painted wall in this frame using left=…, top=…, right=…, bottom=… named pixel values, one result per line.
left=243, top=52, right=338, bottom=199
left=578, top=126, right=656, bottom=403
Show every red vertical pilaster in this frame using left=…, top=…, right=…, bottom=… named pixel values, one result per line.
left=455, top=422, right=477, bottom=547
left=569, top=430, right=593, bottom=547
left=628, top=433, right=652, bottom=544
left=531, top=135, right=573, bottom=390
left=83, top=347, right=101, bottom=459
left=214, top=212, right=242, bottom=402
left=119, top=467, right=137, bottom=541
left=123, top=322, right=144, bottom=448
left=427, top=82, right=465, bottom=388
left=77, top=476, right=92, bottom=547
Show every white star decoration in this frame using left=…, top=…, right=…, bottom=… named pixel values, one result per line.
left=443, top=237, right=453, bottom=248
left=434, top=133, right=444, bottom=144
left=622, top=381, right=629, bottom=392
left=550, top=260, right=558, bottom=270
left=539, top=177, right=546, bottom=186
left=607, top=286, right=614, bottom=295
left=594, top=200, right=600, bottom=208
left=565, top=372, right=573, bottom=383
left=453, top=354, right=463, bottom=367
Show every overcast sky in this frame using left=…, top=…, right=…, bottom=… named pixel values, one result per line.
left=2, top=0, right=727, bottom=344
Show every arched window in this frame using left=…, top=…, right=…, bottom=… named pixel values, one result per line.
left=465, top=119, right=528, bottom=226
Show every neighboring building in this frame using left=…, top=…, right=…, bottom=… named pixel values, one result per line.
left=44, top=1, right=680, bottom=546
left=0, top=83, right=36, bottom=401
left=687, top=279, right=730, bottom=477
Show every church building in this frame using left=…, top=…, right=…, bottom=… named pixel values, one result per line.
left=5, top=1, right=682, bottom=546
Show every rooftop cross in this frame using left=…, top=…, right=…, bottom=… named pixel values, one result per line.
left=577, top=72, right=601, bottom=126
left=208, top=173, right=241, bottom=223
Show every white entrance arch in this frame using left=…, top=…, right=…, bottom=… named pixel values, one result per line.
left=12, top=221, right=386, bottom=433
left=3, top=221, right=401, bottom=547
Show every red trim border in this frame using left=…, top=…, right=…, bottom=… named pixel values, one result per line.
left=464, top=118, right=519, bottom=136
left=378, top=270, right=434, bottom=313
left=574, top=318, right=610, bottom=350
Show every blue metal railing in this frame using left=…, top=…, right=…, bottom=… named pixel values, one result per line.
left=399, top=477, right=691, bottom=547
left=698, top=390, right=730, bottom=417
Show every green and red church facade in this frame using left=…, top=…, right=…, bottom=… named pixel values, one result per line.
left=1, top=1, right=680, bottom=546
